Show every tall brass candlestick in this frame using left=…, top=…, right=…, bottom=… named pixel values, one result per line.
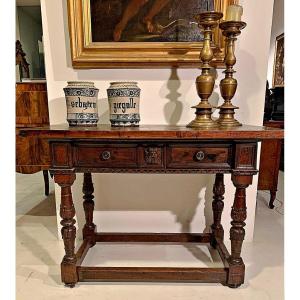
left=217, top=21, right=246, bottom=127
left=187, top=12, right=223, bottom=129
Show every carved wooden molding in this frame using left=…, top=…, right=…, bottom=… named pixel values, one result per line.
left=144, top=147, right=162, bottom=165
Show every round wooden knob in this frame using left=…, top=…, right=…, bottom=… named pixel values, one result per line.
left=195, top=151, right=205, bottom=161
left=101, top=151, right=111, bottom=160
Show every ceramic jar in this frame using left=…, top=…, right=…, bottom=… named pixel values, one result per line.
left=107, top=82, right=141, bottom=126
left=63, top=81, right=99, bottom=126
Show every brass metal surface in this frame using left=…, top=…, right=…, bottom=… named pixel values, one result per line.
left=217, top=21, right=247, bottom=128
left=187, top=12, right=223, bottom=129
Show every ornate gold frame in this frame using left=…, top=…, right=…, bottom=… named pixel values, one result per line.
left=272, top=33, right=284, bottom=88
left=67, top=0, right=238, bottom=68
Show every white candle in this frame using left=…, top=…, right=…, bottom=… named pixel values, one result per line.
left=225, top=5, right=243, bottom=21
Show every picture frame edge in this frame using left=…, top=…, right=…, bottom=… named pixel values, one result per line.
left=272, top=32, right=284, bottom=88
left=67, top=0, right=236, bottom=69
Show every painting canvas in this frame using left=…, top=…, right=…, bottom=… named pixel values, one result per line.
left=90, top=0, right=214, bottom=42
left=273, top=33, right=284, bottom=87
left=67, top=0, right=236, bottom=68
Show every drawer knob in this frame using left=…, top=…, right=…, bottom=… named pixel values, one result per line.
left=101, top=151, right=111, bottom=160
left=195, top=151, right=205, bottom=161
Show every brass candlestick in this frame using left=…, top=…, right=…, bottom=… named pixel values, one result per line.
left=217, top=21, right=247, bottom=127
left=187, top=12, right=223, bottom=129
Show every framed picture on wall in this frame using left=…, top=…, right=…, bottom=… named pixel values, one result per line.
left=272, top=33, right=284, bottom=87
left=67, top=0, right=238, bottom=69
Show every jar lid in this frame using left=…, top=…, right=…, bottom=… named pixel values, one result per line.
left=110, top=82, right=138, bottom=85
left=67, top=81, right=95, bottom=86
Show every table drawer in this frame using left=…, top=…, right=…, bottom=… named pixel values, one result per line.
left=167, top=144, right=232, bottom=169
left=74, top=144, right=138, bottom=168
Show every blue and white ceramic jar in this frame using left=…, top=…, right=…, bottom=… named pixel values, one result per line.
left=63, top=81, right=99, bottom=126
left=107, top=82, right=141, bottom=127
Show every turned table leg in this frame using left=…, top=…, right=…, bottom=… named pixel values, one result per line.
left=211, top=173, right=225, bottom=248
left=269, top=190, right=277, bottom=209
left=227, top=174, right=253, bottom=288
left=82, top=173, right=97, bottom=246
left=54, top=172, right=78, bottom=288
left=43, top=170, right=50, bottom=196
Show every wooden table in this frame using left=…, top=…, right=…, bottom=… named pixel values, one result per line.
left=20, top=125, right=283, bottom=289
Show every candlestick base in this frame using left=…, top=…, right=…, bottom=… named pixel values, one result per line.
left=187, top=117, right=218, bottom=129
left=217, top=103, right=242, bottom=128
left=187, top=103, right=218, bottom=129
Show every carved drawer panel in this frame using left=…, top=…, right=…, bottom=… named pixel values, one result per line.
left=138, top=146, right=164, bottom=168
left=234, top=143, right=257, bottom=170
left=166, top=144, right=232, bottom=169
left=74, top=144, right=138, bottom=168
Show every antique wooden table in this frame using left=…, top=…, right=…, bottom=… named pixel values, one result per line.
left=20, top=125, right=283, bottom=288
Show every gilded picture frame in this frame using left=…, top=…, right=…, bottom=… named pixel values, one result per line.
left=272, top=33, right=284, bottom=88
left=67, top=0, right=238, bottom=68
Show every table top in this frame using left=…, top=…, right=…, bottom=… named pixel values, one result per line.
left=19, top=124, right=284, bottom=140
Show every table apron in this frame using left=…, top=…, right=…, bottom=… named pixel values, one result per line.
left=49, top=140, right=258, bottom=175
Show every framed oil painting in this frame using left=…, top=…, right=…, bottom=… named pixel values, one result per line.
left=67, top=0, right=238, bottom=68
left=272, top=33, right=284, bottom=87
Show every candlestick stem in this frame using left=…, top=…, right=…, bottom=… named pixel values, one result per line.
left=217, top=21, right=246, bottom=128
left=187, top=11, right=223, bottom=129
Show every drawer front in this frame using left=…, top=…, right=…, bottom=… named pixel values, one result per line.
left=74, top=144, right=138, bottom=168
left=167, top=144, right=231, bottom=169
